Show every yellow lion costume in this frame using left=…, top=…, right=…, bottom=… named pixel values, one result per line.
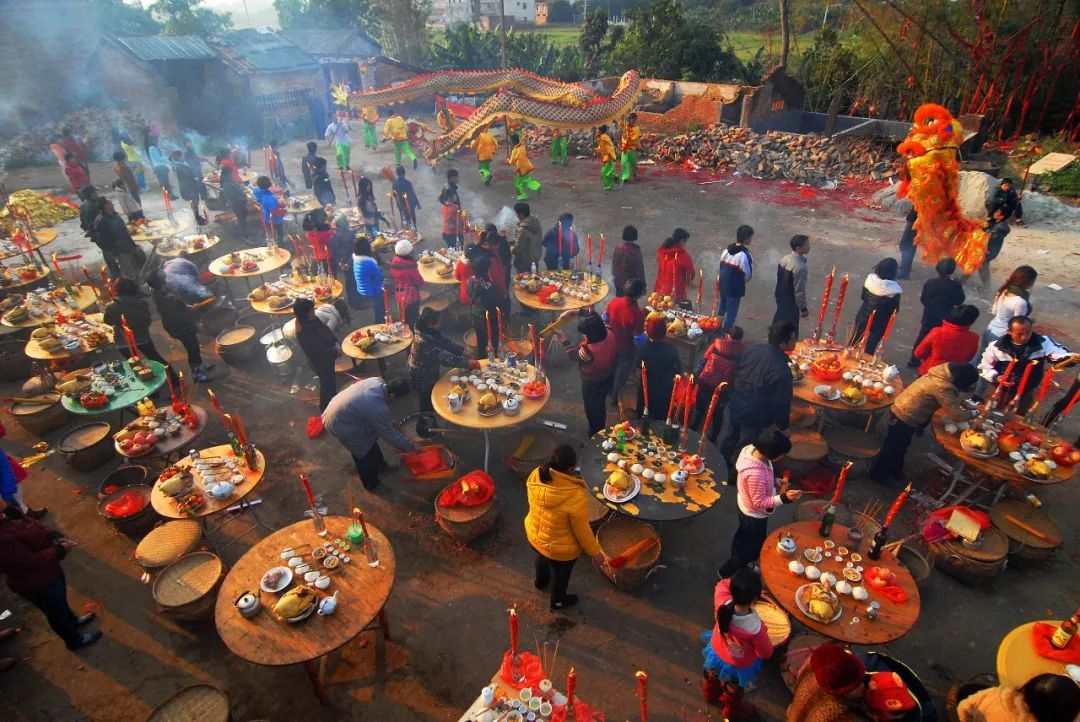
left=896, top=104, right=988, bottom=273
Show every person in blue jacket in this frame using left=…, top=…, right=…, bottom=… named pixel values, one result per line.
left=542, top=213, right=579, bottom=270
left=253, top=175, right=285, bottom=246
left=352, top=235, right=385, bottom=324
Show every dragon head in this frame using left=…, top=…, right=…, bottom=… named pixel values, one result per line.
left=896, top=103, right=964, bottom=158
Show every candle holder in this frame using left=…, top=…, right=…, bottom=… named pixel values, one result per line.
left=664, top=422, right=679, bottom=445
left=638, top=411, right=651, bottom=438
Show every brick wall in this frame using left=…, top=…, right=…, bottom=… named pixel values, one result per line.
left=639, top=96, right=724, bottom=135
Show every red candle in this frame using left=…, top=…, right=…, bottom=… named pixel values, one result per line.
left=696, top=269, right=703, bottom=306
left=876, top=310, right=898, bottom=356
left=566, top=667, right=577, bottom=709
left=636, top=670, right=649, bottom=722
left=496, top=307, right=505, bottom=343
left=163, top=186, right=173, bottom=215
left=1060, top=381, right=1080, bottom=417
left=356, top=509, right=371, bottom=538
left=640, top=361, right=650, bottom=410
left=815, top=267, right=835, bottom=341
left=682, top=374, right=695, bottom=431
left=883, top=481, right=912, bottom=526
left=697, top=381, right=726, bottom=454
left=859, top=309, right=876, bottom=357
left=830, top=460, right=853, bottom=506
left=994, top=358, right=1018, bottom=407
left=1010, top=360, right=1038, bottom=407
left=485, top=310, right=493, bottom=353
left=598, top=232, right=605, bottom=268
left=299, top=473, right=317, bottom=508
left=827, top=274, right=849, bottom=344
left=713, top=277, right=720, bottom=314
left=528, top=323, right=537, bottom=364
left=165, top=369, right=178, bottom=405
left=666, top=374, right=682, bottom=423
left=671, top=253, right=679, bottom=297
left=1032, top=366, right=1055, bottom=408
left=508, top=606, right=519, bottom=656
left=586, top=233, right=593, bottom=266
left=207, top=388, right=229, bottom=429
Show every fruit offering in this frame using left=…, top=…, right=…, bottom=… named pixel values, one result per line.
left=522, top=380, right=547, bottom=398
left=811, top=352, right=843, bottom=380
left=79, top=390, right=108, bottom=408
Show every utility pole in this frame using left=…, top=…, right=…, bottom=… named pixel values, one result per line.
left=499, top=0, right=507, bottom=69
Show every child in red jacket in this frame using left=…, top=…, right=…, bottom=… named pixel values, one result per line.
left=703, top=568, right=774, bottom=719
left=692, top=325, right=745, bottom=441
left=390, top=240, right=424, bottom=328
left=912, top=304, right=980, bottom=376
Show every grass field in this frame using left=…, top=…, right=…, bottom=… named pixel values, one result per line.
left=518, top=26, right=810, bottom=61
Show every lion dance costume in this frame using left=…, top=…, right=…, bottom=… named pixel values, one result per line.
left=896, top=104, right=988, bottom=274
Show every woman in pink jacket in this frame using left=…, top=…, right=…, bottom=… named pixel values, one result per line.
left=390, top=240, right=424, bottom=329
left=702, top=568, right=774, bottom=720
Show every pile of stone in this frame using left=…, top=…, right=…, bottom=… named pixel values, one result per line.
left=522, top=126, right=595, bottom=156
left=643, top=125, right=899, bottom=184
left=0, top=108, right=146, bottom=173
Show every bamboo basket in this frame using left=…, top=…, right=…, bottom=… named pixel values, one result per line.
left=152, top=552, right=225, bottom=621
left=932, top=527, right=1008, bottom=586
left=147, top=684, right=230, bottom=722
left=594, top=516, right=661, bottom=592
left=585, top=493, right=611, bottom=530
left=895, top=536, right=935, bottom=589
left=8, top=393, right=70, bottom=435
left=988, top=500, right=1062, bottom=566
left=504, top=427, right=560, bottom=478
left=435, top=495, right=498, bottom=545
left=135, top=520, right=204, bottom=570
left=755, top=593, right=792, bottom=647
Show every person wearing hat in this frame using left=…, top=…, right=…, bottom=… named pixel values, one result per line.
left=786, top=643, right=871, bottom=721
left=863, top=670, right=917, bottom=721
left=390, top=239, right=424, bottom=328
left=908, top=257, right=965, bottom=368
left=634, top=314, right=681, bottom=421
left=611, top=225, right=645, bottom=296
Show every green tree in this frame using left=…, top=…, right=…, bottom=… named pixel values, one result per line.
left=793, top=27, right=857, bottom=113
left=373, top=0, right=430, bottom=64
left=579, top=9, right=619, bottom=78
left=432, top=24, right=583, bottom=80
left=148, top=0, right=232, bottom=34
left=273, top=0, right=379, bottom=36
left=91, top=0, right=161, bottom=34
left=547, top=0, right=574, bottom=23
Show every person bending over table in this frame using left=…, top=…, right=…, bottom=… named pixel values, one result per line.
left=975, top=316, right=1078, bottom=414
left=717, top=320, right=796, bottom=467
left=322, top=377, right=420, bottom=493
left=692, top=326, right=745, bottom=443
left=408, top=307, right=479, bottom=437
left=717, top=428, right=800, bottom=579
left=524, top=445, right=604, bottom=612
left=294, top=299, right=340, bottom=412
left=553, top=311, right=617, bottom=437
left=147, top=274, right=213, bottom=383
left=104, top=278, right=174, bottom=380
left=957, top=673, right=1080, bottom=722
left=466, top=256, right=506, bottom=360
left=869, top=362, right=978, bottom=487
left=0, top=498, right=101, bottom=652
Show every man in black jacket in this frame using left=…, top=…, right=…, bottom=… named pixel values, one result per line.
left=170, top=150, right=207, bottom=226
left=294, top=299, right=340, bottom=412
left=908, top=257, right=965, bottom=367
left=988, top=177, right=1023, bottom=224
left=716, top=320, right=797, bottom=467
left=147, top=274, right=213, bottom=382
left=93, top=199, right=146, bottom=279
left=774, top=234, right=810, bottom=337
left=103, top=278, right=173, bottom=379
left=301, top=141, right=320, bottom=190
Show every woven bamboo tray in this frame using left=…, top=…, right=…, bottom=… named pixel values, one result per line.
left=135, top=520, right=203, bottom=569
left=152, top=552, right=225, bottom=620
left=594, top=516, right=661, bottom=592
left=147, top=684, right=229, bottom=722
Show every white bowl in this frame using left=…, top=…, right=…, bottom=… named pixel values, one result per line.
left=788, top=560, right=805, bottom=575
left=805, top=565, right=821, bottom=580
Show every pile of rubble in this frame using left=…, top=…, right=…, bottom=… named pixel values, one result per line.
left=522, top=126, right=596, bottom=157
left=0, top=108, right=146, bottom=172
left=642, top=125, right=899, bottom=184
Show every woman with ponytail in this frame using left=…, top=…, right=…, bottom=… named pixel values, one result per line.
left=523, top=445, right=605, bottom=611
left=702, top=568, right=774, bottom=719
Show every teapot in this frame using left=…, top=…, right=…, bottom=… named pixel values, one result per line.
left=777, top=534, right=797, bottom=557
left=206, top=480, right=235, bottom=500
left=601, top=438, right=616, bottom=452
left=883, top=365, right=900, bottom=382
left=317, top=591, right=339, bottom=616
left=235, top=590, right=260, bottom=618
left=502, top=397, right=520, bottom=416
left=671, top=469, right=688, bottom=489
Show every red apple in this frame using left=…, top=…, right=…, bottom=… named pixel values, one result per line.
left=1051, top=443, right=1080, bottom=467
left=119, top=439, right=133, bottom=451
left=998, top=431, right=1023, bottom=454
left=1026, top=432, right=1045, bottom=447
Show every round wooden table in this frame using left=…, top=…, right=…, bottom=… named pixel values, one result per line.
left=0, top=228, right=58, bottom=261
left=513, top=275, right=610, bottom=312
left=418, top=257, right=460, bottom=286
left=115, top=404, right=209, bottom=462
left=759, top=521, right=921, bottom=645
left=209, top=247, right=291, bottom=278
left=3, top=285, right=100, bottom=328
left=579, top=423, right=724, bottom=521
left=996, top=620, right=1070, bottom=688
left=0, top=266, right=50, bottom=295
left=61, top=359, right=167, bottom=414
left=282, top=195, right=322, bottom=215
left=431, top=360, right=550, bottom=471
left=154, top=234, right=221, bottom=259
left=791, top=343, right=903, bottom=419
left=204, top=169, right=258, bottom=187
left=341, top=324, right=413, bottom=376
left=150, top=443, right=266, bottom=519
left=132, top=218, right=191, bottom=242
left=24, top=313, right=115, bottom=361
left=214, top=516, right=395, bottom=703
left=248, top=279, right=343, bottom=315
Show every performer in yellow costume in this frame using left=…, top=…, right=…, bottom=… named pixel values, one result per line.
left=360, top=106, right=379, bottom=150
left=508, top=133, right=541, bottom=200
left=470, top=125, right=498, bottom=186
left=619, top=112, right=641, bottom=183
left=550, top=127, right=568, bottom=166
left=383, top=113, right=417, bottom=169
left=596, top=125, right=617, bottom=191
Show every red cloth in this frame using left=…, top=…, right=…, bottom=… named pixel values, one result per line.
left=498, top=650, right=544, bottom=690
left=441, top=203, right=461, bottom=236
left=305, top=228, right=335, bottom=262
left=104, top=490, right=147, bottom=519
left=437, top=470, right=494, bottom=507
left=64, top=162, right=90, bottom=192
left=1032, top=622, right=1080, bottom=664
left=913, top=321, right=980, bottom=375
left=454, top=260, right=473, bottom=303
left=306, top=416, right=325, bottom=438
left=402, top=446, right=451, bottom=477
left=606, top=297, right=644, bottom=353
left=654, top=245, right=695, bottom=301
left=921, top=505, right=990, bottom=544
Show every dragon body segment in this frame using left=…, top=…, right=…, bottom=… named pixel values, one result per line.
left=348, top=68, right=597, bottom=109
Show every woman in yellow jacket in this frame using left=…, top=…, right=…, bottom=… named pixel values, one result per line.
left=524, top=445, right=604, bottom=611
left=596, top=124, right=617, bottom=191
left=508, top=133, right=541, bottom=201
left=470, top=126, right=498, bottom=186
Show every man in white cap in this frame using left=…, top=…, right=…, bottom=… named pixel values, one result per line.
left=389, top=239, right=424, bottom=328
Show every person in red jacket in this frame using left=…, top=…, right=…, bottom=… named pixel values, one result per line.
left=554, top=311, right=618, bottom=436
left=692, top=326, right=745, bottom=442
left=654, top=228, right=695, bottom=302
left=606, top=279, right=646, bottom=405
left=702, top=568, right=775, bottom=719
left=0, top=498, right=101, bottom=651
left=63, top=153, right=90, bottom=193
left=912, top=304, right=980, bottom=376
left=303, top=209, right=336, bottom=275
left=390, top=240, right=424, bottom=328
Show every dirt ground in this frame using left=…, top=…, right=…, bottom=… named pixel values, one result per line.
left=1, top=133, right=1079, bottom=722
